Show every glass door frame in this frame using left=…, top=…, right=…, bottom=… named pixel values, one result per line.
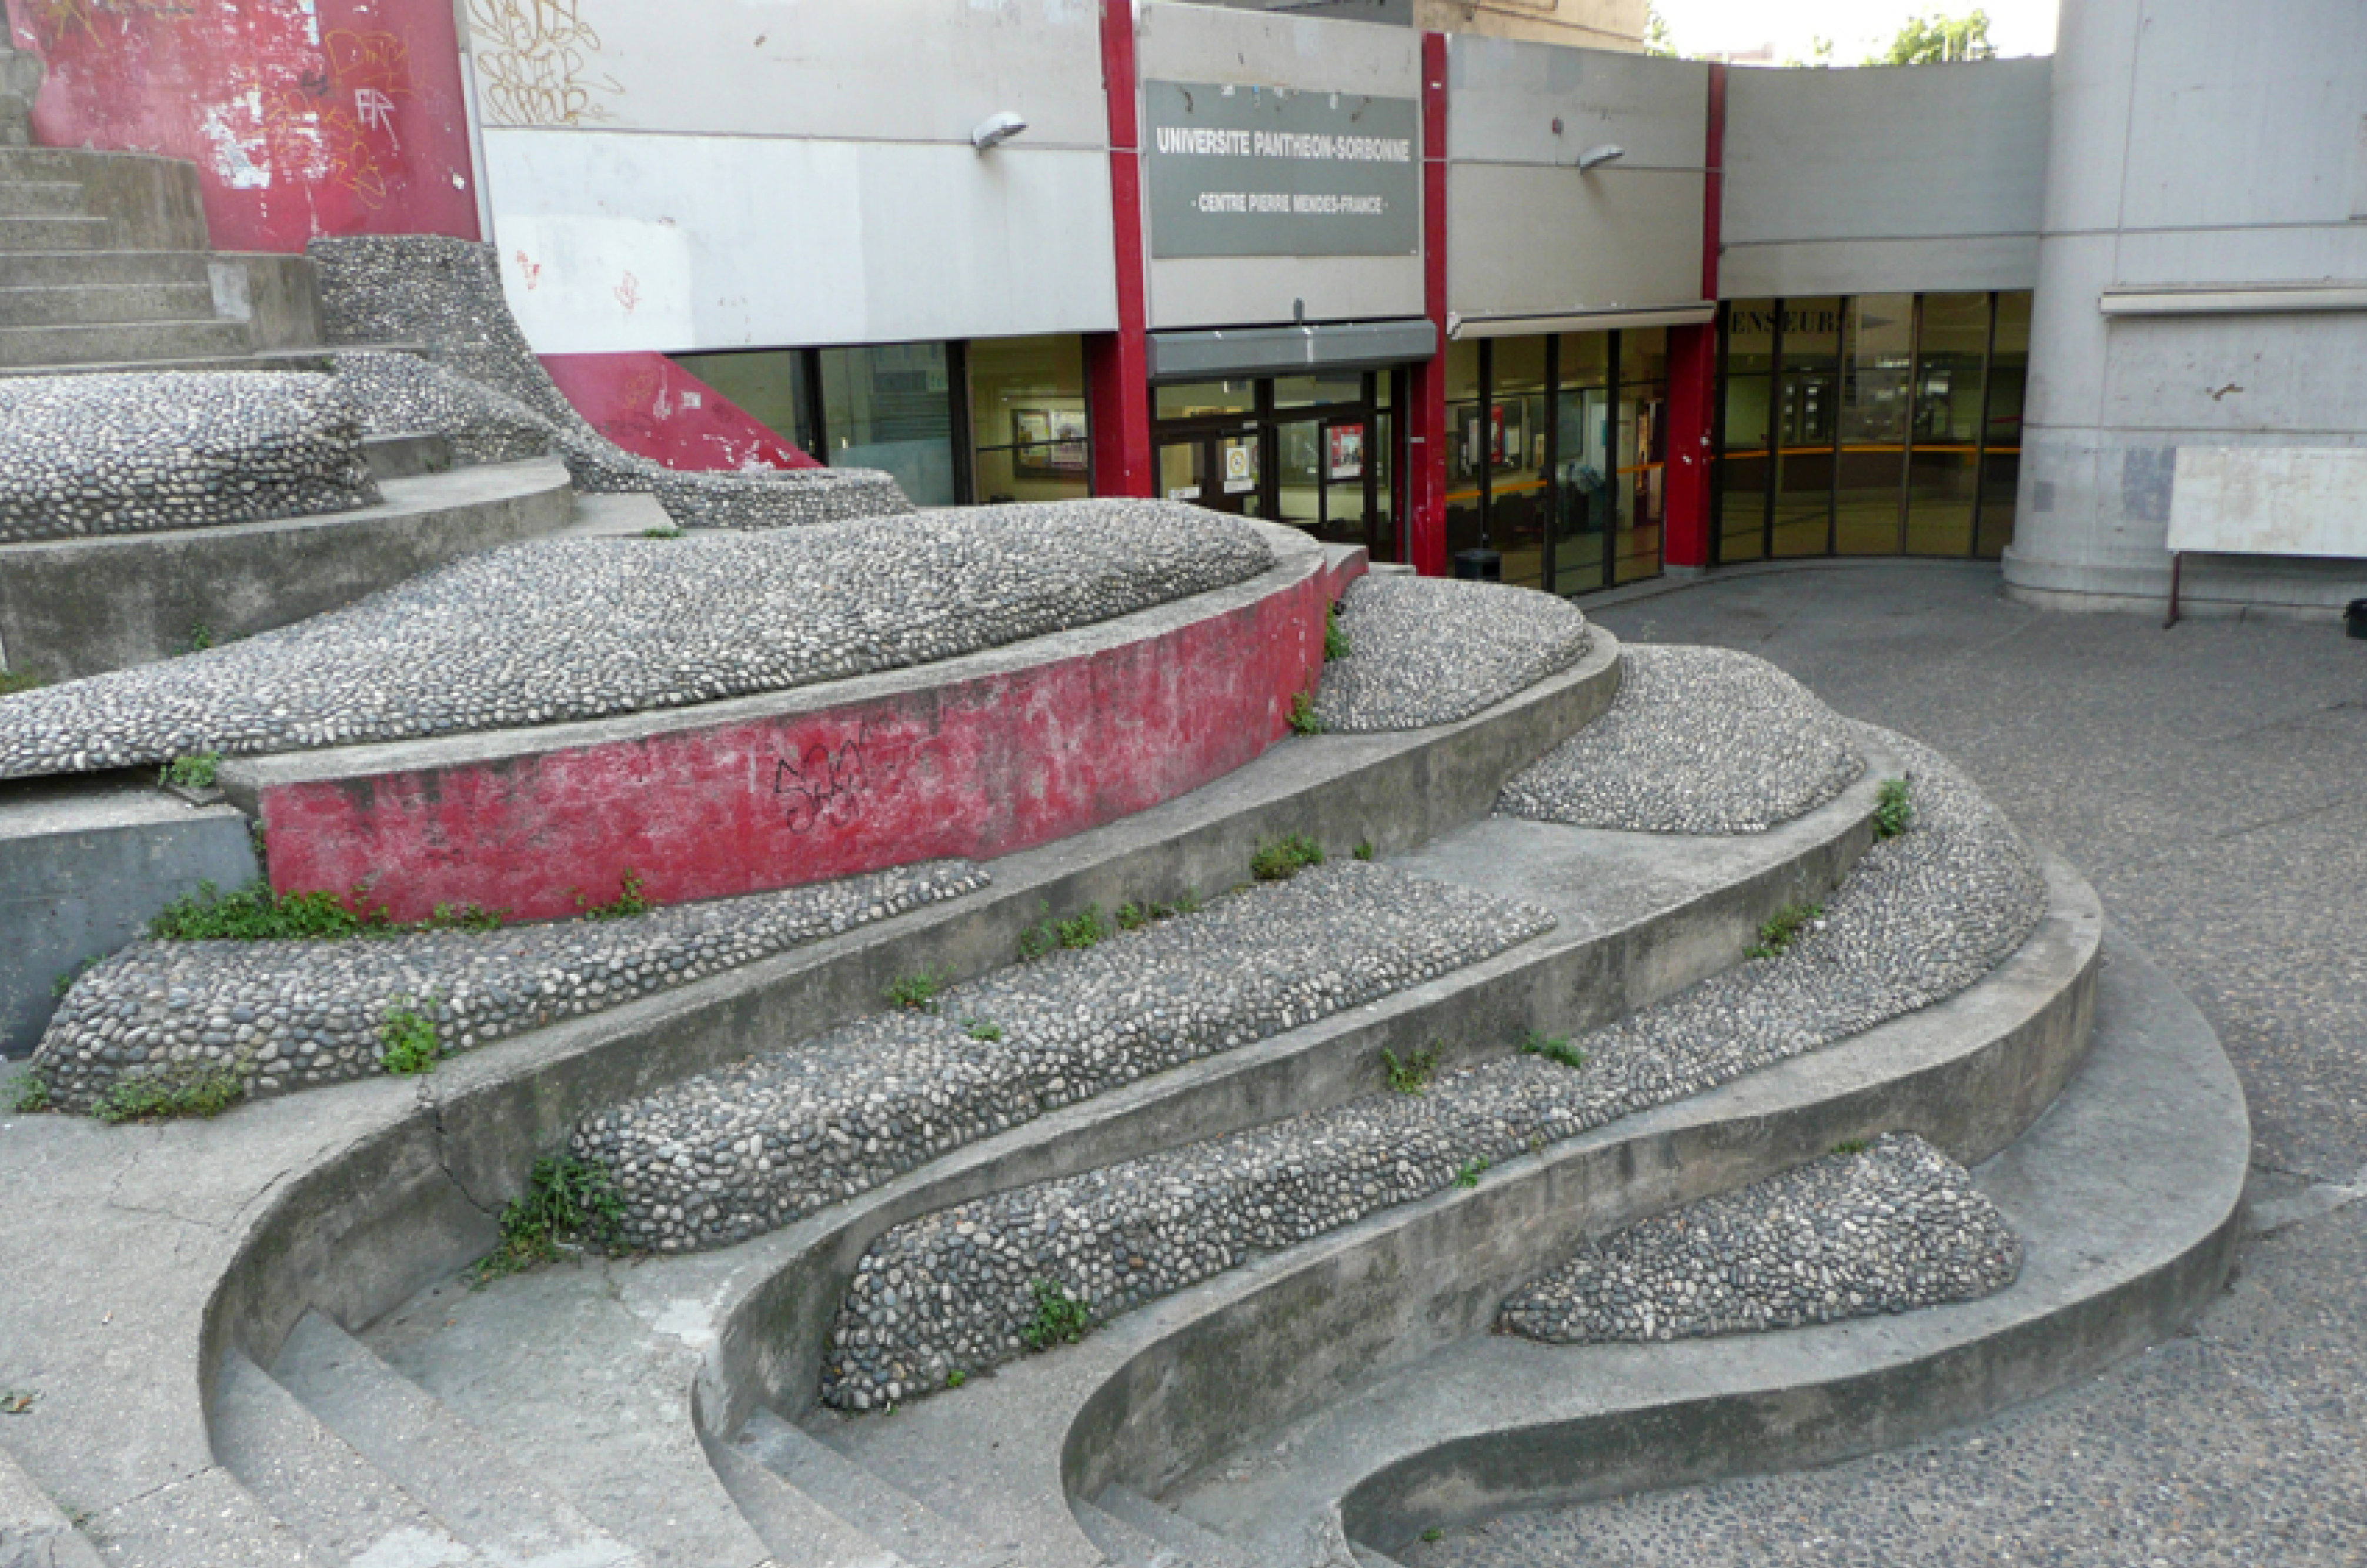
left=1150, top=371, right=1397, bottom=561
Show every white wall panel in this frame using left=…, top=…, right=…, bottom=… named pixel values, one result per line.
left=1449, top=165, right=1700, bottom=317
left=483, top=129, right=1117, bottom=353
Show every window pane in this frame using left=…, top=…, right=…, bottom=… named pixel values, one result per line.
left=1493, top=335, right=1550, bottom=589
left=1614, top=327, right=1667, bottom=585
left=1774, top=297, right=1841, bottom=557
left=1444, top=337, right=1485, bottom=562
left=1835, top=293, right=1912, bottom=554
left=969, top=336, right=1087, bottom=504
left=1552, top=332, right=1613, bottom=592
left=819, top=342, right=955, bottom=507
left=1717, top=300, right=1776, bottom=564
left=1271, top=372, right=1364, bottom=410
left=1906, top=293, right=1989, bottom=557
left=1978, top=292, right=2031, bottom=560
left=670, top=348, right=815, bottom=458
left=1156, top=379, right=1255, bottom=420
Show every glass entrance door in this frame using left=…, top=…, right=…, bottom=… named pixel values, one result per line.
left=1156, top=427, right=1263, bottom=518
left=1153, top=371, right=1401, bottom=559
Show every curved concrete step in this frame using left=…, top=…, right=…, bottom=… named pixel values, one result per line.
left=735, top=1410, right=1014, bottom=1568
left=264, top=1312, right=640, bottom=1567
left=0, top=455, right=579, bottom=680
left=1180, top=935, right=2247, bottom=1564
left=1095, top=1486, right=1261, bottom=1568
left=813, top=854, right=2105, bottom=1568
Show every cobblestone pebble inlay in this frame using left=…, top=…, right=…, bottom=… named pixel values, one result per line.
left=819, top=729, right=2045, bottom=1410
left=1314, top=576, right=1593, bottom=733
left=331, top=350, right=555, bottom=468
left=309, top=234, right=909, bottom=529
left=1498, top=1134, right=2021, bottom=1345
left=1498, top=647, right=1864, bottom=834
left=0, top=500, right=1274, bottom=781
left=573, top=860, right=1557, bottom=1253
left=0, top=372, right=378, bottom=543
left=32, top=861, right=988, bottom=1112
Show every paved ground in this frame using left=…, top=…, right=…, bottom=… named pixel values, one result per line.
left=1413, top=561, right=2367, bottom=1568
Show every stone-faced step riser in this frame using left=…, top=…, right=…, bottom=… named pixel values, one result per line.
left=1047, top=860, right=2103, bottom=1512
left=0, top=316, right=252, bottom=367
left=715, top=777, right=1879, bottom=1429
left=0, top=280, right=216, bottom=327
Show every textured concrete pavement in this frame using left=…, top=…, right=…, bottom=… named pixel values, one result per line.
left=1413, top=560, right=2367, bottom=1568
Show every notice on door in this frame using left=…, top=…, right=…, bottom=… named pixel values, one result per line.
left=1144, top=81, right=1420, bottom=260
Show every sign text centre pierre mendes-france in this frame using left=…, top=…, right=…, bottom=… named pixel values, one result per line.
left=1144, top=82, right=1421, bottom=260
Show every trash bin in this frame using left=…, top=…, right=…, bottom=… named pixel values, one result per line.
left=1453, top=548, right=1503, bottom=583
left=2348, top=598, right=2367, bottom=641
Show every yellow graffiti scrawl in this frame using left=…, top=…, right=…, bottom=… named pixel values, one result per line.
left=467, top=0, right=621, bottom=128
left=256, top=29, right=416, bottom=207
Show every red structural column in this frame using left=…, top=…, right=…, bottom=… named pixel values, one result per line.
left=1660, top=63, right=1725, bottom=572
left=1405, top=31, right=1451, bottom=577
left=1087, top=0, right=1157, bottom=500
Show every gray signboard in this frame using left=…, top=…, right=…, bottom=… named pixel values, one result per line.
left=1144, top=81, right=1420, bottom=260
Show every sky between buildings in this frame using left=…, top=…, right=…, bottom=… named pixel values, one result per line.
left=1656, top=0, right=2060, bottom=62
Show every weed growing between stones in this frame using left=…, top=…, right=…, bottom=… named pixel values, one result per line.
left=1289, top=689, right=1324, bottom=735
left=159, top=751, right=221, bottom=791
left=1831, top=1138, right=1871, bottom=1155
left=0, top=666, right=41, bottom=696
left=641, top=526, right=685, bottom=539
left=469, top=1156, right=628, bottom=1287
left=379, top=1000, right=442, bottom=1076
left=1747, top=902, right=1825, bottom=960
left=1876, top=777, right=1915, bottom=840
left=963, top=1017, right=1003, bottom=1042
left=886, top=970, right=946, bottom=1012
left=1456, top=1158, right=1489, bottom=1189
left=51, top=957, right=100, bottom=999
left=147, top=880, right=508, bottom=942
left=1354, top=840, right=1376, bottom=861
left=575, top=870, right=652, bottom=921
left=187, top=623, right=215, bottom=653
left=1056, top=906, right=1107, bottom=950
left=1174, top=887, right=1204, bottom=915
left=1520, top=1031, right=1585, bottom=1070
left=946, top=1369, right=968, bottom=1388
left=92, top=1056, right=249, bottom=1124
left=1383, top=1045, right=1439, bottom=1095
left=1325, top=600, right=1352, bottom=662
left=8, top=1071, right=50, bottom=1114
left=1251, top=833, right=1325, bottom=881
left=1021, top=1279, right=1092, bottom=1351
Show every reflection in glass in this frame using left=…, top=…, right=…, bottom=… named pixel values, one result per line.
left=1717, top=299, right=1775, bottom=564
left=1614, top=327, right=1667, bottom=586
left=1835, top=293, right=1913, bottom=554
left=1272, top=373, right=1365, bottom=410
left=1978, top=293, right=2031, bottom=560
left=1905, top=295, right=1989, bottom=557
left=1553, top=332, right=1612, bottom=594
left=670, top=348, right=816, bottom=459
left=1773, top=297, right=1840, bottom=557
left=1156, top=380, right=1256, bottom=420
left=820, top=342, right=955, bottom=507
left=1444, top=337, right=1485, bottom=563
left=1492, top=336, right=1550, bottom=589
left=970, top=335, right=1088, bottom=504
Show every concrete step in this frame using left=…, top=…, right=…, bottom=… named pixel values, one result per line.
left=735, top=1409, right=1015, bottom=1568
left=703, top=1429, right=915, bottom=1568
left=0, top=213, right=108, bottom=252
left=0, top=315, right=251, bottom=367
left=272, top=1311, right=642, bottom=1567
left=215, top=1348, right=485, bottom=1567
left=0, top=1446, right=106, bottom=1568
left=0, top=279, right=216, bottom=327
left=1071, top=1495, right=1190, bottom=1567
left=360, top=430, right=455, bottom=482
left=1167, top=934, right=2247, bottom=1564
left=1097, top=1487, right=1263, bottom=1568
left=0, top=454, right=579, bottom=680
left=0, top=249, right=212, bottom=287
left=0, top=179, right=83, bottom=218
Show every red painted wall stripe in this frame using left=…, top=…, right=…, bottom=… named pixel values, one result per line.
left=1089, top=0, right=1156, bottom=500
left=1407, top=30, right=1451, bottom=578
left=541, top=352, right=823, bottom=472
left=1660, top=63, right=1727, bottom=573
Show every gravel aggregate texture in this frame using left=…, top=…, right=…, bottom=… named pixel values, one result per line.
left=573, top=860, right=1557, bottom=1253
left=308, top=235, right=909, bottom=529
left=820, top=728, right=2044, bottom=1411
left=30, top=861, right=987, bottom=1112
left=0, top=371, right=379, bottom=543
left=0, top=499, right=1276, bottom=780
left=330, top=350, right=555, bottom=467
left=1498, top=646, right=1864, bottom=834
left=1497, top=1134, right=2020, bottom=1345
left=1313, top=577, right=1593, bottom=732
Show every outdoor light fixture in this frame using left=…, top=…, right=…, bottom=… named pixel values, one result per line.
left=1577, top=143, right=1625, bottom=172
left=971, top=111, right=1028, bottom=152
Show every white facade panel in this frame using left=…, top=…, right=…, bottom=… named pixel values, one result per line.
left=2169, top=445, right=2367, bottom=557
left=1448, top=36, right=1705, bottom=170
left=466, top=0, right=1109, bottom=148
left=1448, top=165, right=1701, bottom=319
left=1721, top=59, right=2050, bottom=266
left=1721, top=235, right=2042, bottom=299
left=482, top=129, right=1118, bottom=353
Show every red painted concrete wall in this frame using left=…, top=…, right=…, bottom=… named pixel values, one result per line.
left=256, top=562, right=1348, bottom=922
left=541, top=352, right=822, bottom=473
left=1086, top=0, right=1154, bottom=501
left=5, top=0, right=478, bottom=252
left=1408, top=31, right=1451, bottom=578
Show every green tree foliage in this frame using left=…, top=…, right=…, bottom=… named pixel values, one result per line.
left=1644, top=4, right=1678, bottom=57
left=1879, top=9, right=1998, bottom=65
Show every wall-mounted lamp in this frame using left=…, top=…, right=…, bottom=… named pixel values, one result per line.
left=971, top=111, right=1029, bottom=152
left=1577, top=143, right=1625, bottom=172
